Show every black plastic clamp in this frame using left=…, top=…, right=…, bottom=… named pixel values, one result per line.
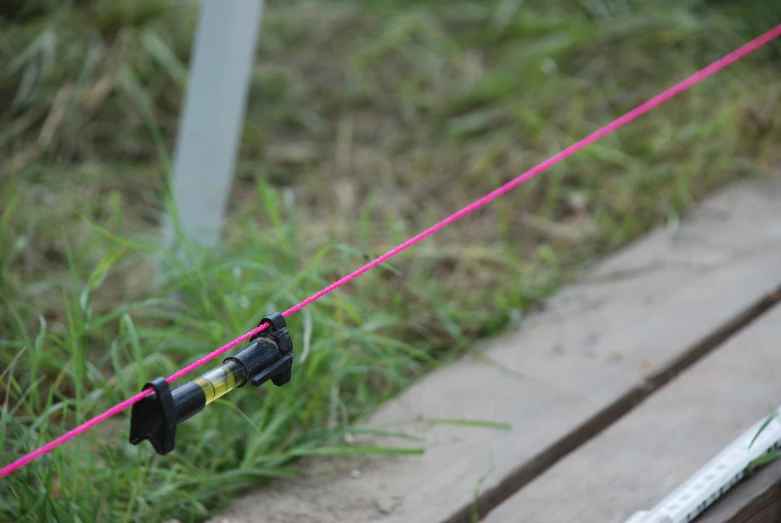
left=238, top=311, right=294, bottom=387
left=128, top=377, right=179, bottom=455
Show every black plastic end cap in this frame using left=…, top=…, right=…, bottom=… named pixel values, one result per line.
left=246, top=311, right=294, bottom=388
left=248, top=351, right=293, bottom=387
left=250, top=312, right=287, bottom=342
left=129, top=377, right=177, bottom=455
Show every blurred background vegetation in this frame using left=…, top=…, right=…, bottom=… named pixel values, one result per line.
left=1, top=0, right=780, bottom=521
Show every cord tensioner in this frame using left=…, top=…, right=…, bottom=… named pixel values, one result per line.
left=128, top=312, right=293, bottom=455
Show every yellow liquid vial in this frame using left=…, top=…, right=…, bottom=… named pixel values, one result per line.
left=194, top=359, right=245, bottom=404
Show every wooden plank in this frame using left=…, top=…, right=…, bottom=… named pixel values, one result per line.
left=696, top=458, right=781, bottom=523
left=208, top=179, right=781, bottom=523
left=482, top=301, right=781, bottom=523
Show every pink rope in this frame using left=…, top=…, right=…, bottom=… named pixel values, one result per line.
left=2, top=22, right=780, bottom=480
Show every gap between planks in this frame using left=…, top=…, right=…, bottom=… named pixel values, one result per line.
left=482, top=290, right=781, bottom=522
left=471, top=283, right=781, bottom=523
left=209, top=178, right=781, bottom=523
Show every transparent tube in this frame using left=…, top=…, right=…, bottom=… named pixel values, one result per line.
left=194, top=359, right=247, bottom=404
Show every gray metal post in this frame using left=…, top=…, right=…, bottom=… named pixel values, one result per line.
left=161, top=0, right=263, bottom=267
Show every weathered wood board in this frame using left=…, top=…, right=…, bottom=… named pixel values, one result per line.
left=482, top=300, right=781, bottom=523
left=209, top=179, right=781, bottom=523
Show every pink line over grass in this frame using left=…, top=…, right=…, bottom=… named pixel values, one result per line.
left=2, top=22, right=780, bottom=480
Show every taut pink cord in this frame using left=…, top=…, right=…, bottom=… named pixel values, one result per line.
left=2, top=22, right=780, bottom=480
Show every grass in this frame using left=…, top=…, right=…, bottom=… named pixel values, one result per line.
left=1, top=0, right=781, bottom=521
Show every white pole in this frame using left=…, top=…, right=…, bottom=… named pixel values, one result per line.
left=161, top=0, right=264, bottom=268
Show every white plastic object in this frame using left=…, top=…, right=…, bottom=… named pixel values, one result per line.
left=623, top=408, right=781, bottom=523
